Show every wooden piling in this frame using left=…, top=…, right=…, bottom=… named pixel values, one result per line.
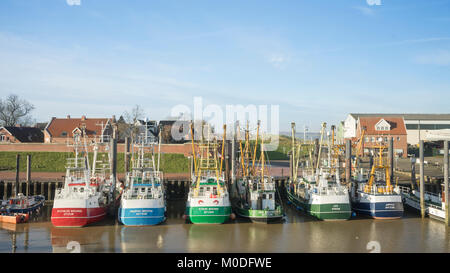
left=47, top=182, right=52, bottom=201
left=14, top=154, right=20, bottom=197
left=345, top=139, right=352, bottom=184
left=26, top=154, right=31, bottom=196
left=3, top=182, right=7, bottom=199
left=444, top=140, right=449, bottom=226
left=420, top=140, right=425, bottom=219
left=411, top=156, right=417, bottom=190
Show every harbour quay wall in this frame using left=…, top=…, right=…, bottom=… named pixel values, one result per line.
left=0, top=177, right=290, bottom=202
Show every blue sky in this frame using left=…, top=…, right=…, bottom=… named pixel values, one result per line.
left=0, top=0, right=449, bottom=132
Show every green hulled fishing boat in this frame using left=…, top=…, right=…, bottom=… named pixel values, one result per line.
left=231, top=122, right=284, bottom=223
left=184, top=123, right=233, bottom=224
left=286, top=122, right=351, bottom=221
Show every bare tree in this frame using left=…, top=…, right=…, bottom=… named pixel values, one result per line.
left=123, top=104, right=145, bottom=124
left=123, top=104, right=146, bottom=139
left=0, top=94, right=35, bottom=127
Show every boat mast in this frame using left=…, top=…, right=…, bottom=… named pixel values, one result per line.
left=251, top=121, right=260, bottom=176
left=81, top=126, right=91, bottom=187
left=216, top=124, right=226, bottom=191
left=237, top=122, right=246, bottom=178
left=316, top=122, right=327, bottom=174
left=261, top=132, right=265, bottom=190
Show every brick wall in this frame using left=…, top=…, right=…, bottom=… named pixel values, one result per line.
left=0, top=128, right=18, bottom=143
left=0, top=142, right=194, bottom=156
left=360, top=134, right=408, bottom=158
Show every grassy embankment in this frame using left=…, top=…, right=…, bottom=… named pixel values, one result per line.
left=0, top=151, right=189, bottom=173
left=250, top=135, right=312, bottom=160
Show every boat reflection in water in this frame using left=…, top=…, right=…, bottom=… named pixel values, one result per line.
left=0, top=222, right=31, bottom=253
left=119, top=224, right=172, bottom=252
left=50, top=225, right=114, bottom=253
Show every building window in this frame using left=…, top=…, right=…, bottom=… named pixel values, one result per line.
left=371, top=137, right=375, bottom=142
left=365, top=137, right=369, bottom=142
left=397, top=137, right=400, bottom=141
left=405, top=124, right=418, bottom=130
left=61, top=131, right=68, bottom=137
left=0, top=134, right=5, bottom=142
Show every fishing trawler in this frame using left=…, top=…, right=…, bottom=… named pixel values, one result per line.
left=396, top=182, right=446, bottom=221
left=51, top=128, right=114, bottom=227
left=231, top=122, right=283, bottom=223
left=286, top=122, right=351, bottom=221
left=0, top=194, right=45, bottom=214
left=119, top=124, right=166, bottom=226
left=184, top=123, right=233, bottom=224
left=350, top=143, right=403, bottom=219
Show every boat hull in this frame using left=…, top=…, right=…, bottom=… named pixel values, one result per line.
left=51, top=199, right=108, bottom=227
left=0, top=213, right=29, bottom=224
left=352, top=193, right=403, bottom=219
left=401, top=192, right=445, bottom=221
left=119, top=198, right=166, bottom=226
left=186, top=205, right=232, bottom=224
left=286, top=189, right=351, bottom=221
left=233, top=205, right=283, bottom=223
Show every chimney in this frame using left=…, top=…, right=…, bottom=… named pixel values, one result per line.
left=67, top=115, right=71, bottom=119
left=81, top=115, right=86, bottom=121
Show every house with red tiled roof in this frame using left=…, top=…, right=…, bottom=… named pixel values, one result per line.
left=353, top=116, right=407, bottom=158
left=44, top=115, right=114, bottom=143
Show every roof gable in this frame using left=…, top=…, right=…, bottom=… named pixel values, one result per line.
left=358, top=117, right=406, bottom=135
left=45, top=117, right=111, bottom=138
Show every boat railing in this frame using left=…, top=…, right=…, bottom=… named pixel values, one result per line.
left=66, top=157, right=87, bottom=169
left=396, top=186, right=443, bottom=208
left=359, top=183, right=396, bottom=195
left=314, top=186, right=347, bottom=196
left=92, top=135, right=111, bottom=144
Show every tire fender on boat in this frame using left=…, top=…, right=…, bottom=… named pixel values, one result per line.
left=230, top=213, right=236, bottom=220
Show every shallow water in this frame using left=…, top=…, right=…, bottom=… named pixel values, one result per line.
left=1, top=200, right=450, bottom=253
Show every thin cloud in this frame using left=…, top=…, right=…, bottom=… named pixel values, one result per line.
left=414, top=50, right=450, bottom=66
left=267, top=54, right=290, bottom=69
left=354, top=6, right=375, bottom=16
